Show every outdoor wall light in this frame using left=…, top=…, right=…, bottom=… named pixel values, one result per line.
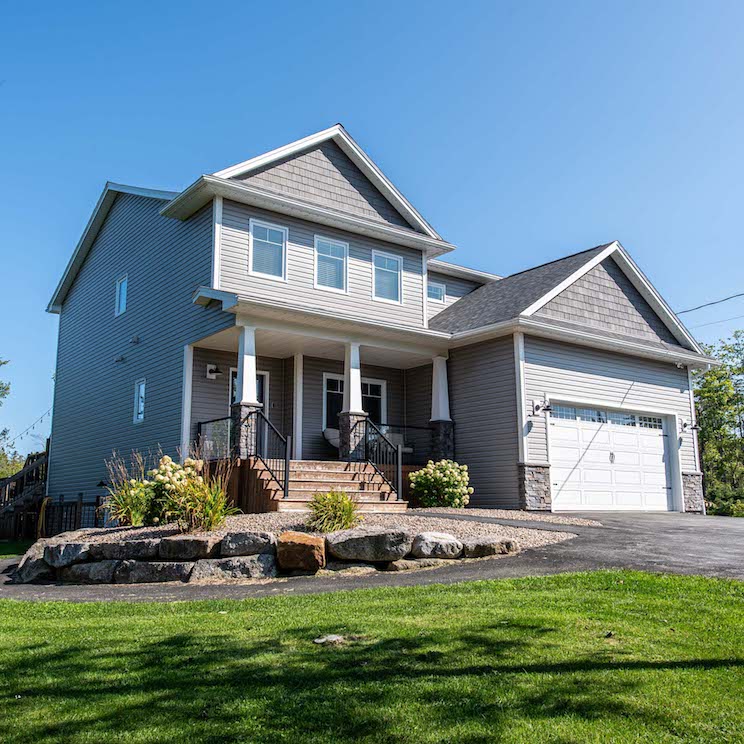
left=206, top=364, right=223, bottom=380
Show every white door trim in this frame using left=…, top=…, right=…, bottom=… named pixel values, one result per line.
left=229, top=367, right=270, bottom=413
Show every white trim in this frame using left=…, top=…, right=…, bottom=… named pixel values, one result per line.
left=514, top=333, right=527, bottom=462
left=427, top=258, right=501, bottom=283
left=229, top=367, right=269, bottom=412
left=192, top=286, right=239, bottom=311
left=322, top=372, right=388, bottom=430
left=114, top=274, right=128, bottom=317
left=313, top=235, right=349, bottom=294
left=211, top=196, right=223, bottom=289
left=430, top=356, right=451, bottom=422
left=422, top=253, right=429, bottom=328
left=248, top=218, right=289, bottom=283
left=133, top=378, right=146, bottom=424
left=293, top=353, right=303, bottom=459
left=212, top=124, right=440, bottom=239
left=687, top=367, right=701, bottom=472
left=371, top=249, right=403, bottom=305
left=427, top=279, right=446, bottom=304
left=179, top=345, right=193, bottom=461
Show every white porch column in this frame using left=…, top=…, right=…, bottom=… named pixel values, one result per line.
left=236, top=324, right=260, bottom=406
left=342, top=342, right=365, bottom=414
left=292, top=352, right=303, bottom=459
left=430, top=355, right=451, bottom=422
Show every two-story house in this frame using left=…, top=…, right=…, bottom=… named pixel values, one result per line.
left=46, top=125, right=715, bottom=515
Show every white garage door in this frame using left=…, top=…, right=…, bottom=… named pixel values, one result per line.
left=549, top=405, right=671, bottom=511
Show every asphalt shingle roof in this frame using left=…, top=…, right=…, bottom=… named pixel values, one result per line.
left=429, top=244, right=612, bottom=333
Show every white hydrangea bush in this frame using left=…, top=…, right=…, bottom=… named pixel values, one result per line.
left=148, top=455, right=205, bottom=493
left=409, top=459, right=474, bottom=508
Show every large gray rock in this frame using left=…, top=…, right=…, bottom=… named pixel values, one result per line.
left=326, top=527, right=414, bottom=563
left=13, top=539, right=53, bottom=583
left=410, top=532, right=463, bottom=559
left=461, top=536, right=519, bottom=559
left=221, top=531, right=276, bottom=557
left=44, top=542, right=91, bottom=568
left=89, top=539, right=160, bottom=561
left=114, top=560, right=194, bottom=583
left=59, top=560, right=120, bottom=584
left=383, top=557, right=450, bottom=572
left=190, top=555, right=277, bottom=582
left=159, top=535, right=220, bottom=561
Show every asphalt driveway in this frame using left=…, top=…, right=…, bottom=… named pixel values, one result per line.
left=1, top=511, right=741, bottom=603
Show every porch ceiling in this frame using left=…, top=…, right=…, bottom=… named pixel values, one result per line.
left=195, top=326, right=435, bottom=369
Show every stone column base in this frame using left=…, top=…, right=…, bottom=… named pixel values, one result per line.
left=518, top=463, right=552, bottom=511
left=682, top=472, right=705, bottom=513
left=429, top=420, right=455, bottom=461
left=338, top=412, right=368, bottom=460
left=230, top=402, right=263, bottom=460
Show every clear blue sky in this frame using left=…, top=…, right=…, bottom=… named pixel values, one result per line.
left=2, top=1, right=743, bottom=455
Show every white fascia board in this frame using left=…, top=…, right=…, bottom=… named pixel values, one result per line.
left=161, top=176, right=456, bottom=258
left=520, top=242, right=619, bottom=317
left=427, top=259, right=501, bottom=283
left=192, top=286, right=239, bottom=311
left=212, top=124, right=440, bottom=239
left=47, top=182, right=178, bottom=313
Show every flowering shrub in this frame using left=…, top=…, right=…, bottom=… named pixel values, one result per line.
left=306, top=489, right=361, bottom=533
left=409, top=460, right=473, bottom=508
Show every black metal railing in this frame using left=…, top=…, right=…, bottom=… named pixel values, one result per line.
left=349, top=418, right=403, bottom=499
left=245, top=410, right=292, bottom=499
left=376, top=423, right=436, bottom=466
left=197, top=417, right=232, bottom=461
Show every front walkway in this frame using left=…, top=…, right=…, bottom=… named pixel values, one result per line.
left=1, top=512, right=742, bottom=602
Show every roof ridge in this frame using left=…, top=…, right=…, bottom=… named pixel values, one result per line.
left=503, top=242, right=613, bottom=280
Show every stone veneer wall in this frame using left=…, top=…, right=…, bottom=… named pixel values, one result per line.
left=518, top=464, right=552, bottom=511
left=682, top=472, right=705, bottom=514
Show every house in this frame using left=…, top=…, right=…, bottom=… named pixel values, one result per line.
left=45, top=124, right=715, bottom=515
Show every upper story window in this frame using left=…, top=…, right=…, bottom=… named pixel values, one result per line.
left=250, top=219, right=288, bottom=281
left=427, top=280, right=445, bottom=303
left=315, top=236, right=348, bottom=293
left=133, top=379, right=146, bottom=423
left=115, top=275, right=128, bottom=316
left=372, top=251, right=402, bottom=304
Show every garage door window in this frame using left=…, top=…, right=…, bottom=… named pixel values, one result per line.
left=552, top=407, right=662, bottom=430
left=607, top=412, right=636, bottom=426
left=638, top=416, right=663, bottom=429
left=577, top=408, right=607, bottom=423
left=552, top=405, right=577, bottom=420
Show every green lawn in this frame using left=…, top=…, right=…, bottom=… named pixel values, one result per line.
left=0, top=571, right=742, bottom=743
left=0, top=540, right=33, bottom=559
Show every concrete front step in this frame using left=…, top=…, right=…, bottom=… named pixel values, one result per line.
left=288, top=460, right=377, bottom=472
left=274, top=499, right=408, bottom=513
left=287, top=469, right=385, bottom=482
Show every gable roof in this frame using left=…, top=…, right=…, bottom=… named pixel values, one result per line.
left=212, top=124, right=440, bottom=239
left=427, top=259, right=501, bottom=283
left=47, top=183, right=177, bottom=313
left=430, top=241, right=703, bottom=354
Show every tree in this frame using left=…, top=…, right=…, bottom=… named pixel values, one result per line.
left=693, top=331, right=744, bottom=514
left=0, top=358, right=24, bottom=479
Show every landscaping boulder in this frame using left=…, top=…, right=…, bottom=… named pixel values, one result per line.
left=384, top=557, right=450, bottom=572
left=410, top=532, right=463, bottom=559
left=44, top=542, right=91, bottom=568
left=114, top=560, right=194, bottom=583
left=59, top=560, right=120, bottom=584
left=190, top=555, right=277, bottom=582
left=13, top=539, right=53, bottom=583
left=276, top=531, right=326, bottom=573
left=89, top=539, right=161, bottom=561
left=461, top=536, right=519, bottom=559
left=159, top=535, right=220, bottom=561
left=326, top=527, right=414, bottom=563
left=221, top=531, right=276, bottom=557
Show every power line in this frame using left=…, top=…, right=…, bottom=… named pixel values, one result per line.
left=6, top=408, right=52, bottom=448
left=689, top=313, right=744, bottom=330
left=677, top=291, right=744, bottom=315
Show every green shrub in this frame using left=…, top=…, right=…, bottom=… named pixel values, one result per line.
left=306, top=489, right=361, bottom=533
left=409, top=459, right=473, bottom=508
left=105, top=451, right=159, bottom=526
left=731, top=501, right=744, bottom=518
left=704, top=481, right=744, bottom=516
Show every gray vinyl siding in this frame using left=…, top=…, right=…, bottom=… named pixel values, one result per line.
left=535, top=257, right=682, bottom=346
left=523, top=337, right=696, bottom=471
left=426, top=271, right=481, bottom=321
left=404, top=365, right=432, bottom=427
left=449, top=338, right=520, bottom=508
left=47, top=194, right=235, bottom=501
left=189, top=349, right=287, bottom=441
left=234, top=141, right=412, bottom=229
left=220, top=199, right=426, bottom=329
left=301, top=356, right=405, bottom=460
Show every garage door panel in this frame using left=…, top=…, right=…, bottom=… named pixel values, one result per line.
left=611, top=431, right=639, bottom=447
left=613, top=451, right=640, bottom=466
left=582, top=490, right=614, bottom=506
left=614, top=470, right=642, bottom=485
left=582, top=468, right=613, bottom=485
left=581, top=429, right=610, bottom=446
left=552, top=426, right=580, bottom=444
left=615, top=491, right=643, bottom=507
left=552, top=467, right=581, bottom=486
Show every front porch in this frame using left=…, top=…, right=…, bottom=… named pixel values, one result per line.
left=183, top=321, right=454, bottom=511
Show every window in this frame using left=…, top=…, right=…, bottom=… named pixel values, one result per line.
left=315, top=236, right=347, bottom=292
left=552, top=405, right=577, bottom=420
left=607, top=411, right=637, bottom=427
left=372, top=251, right=402, bottom=303
left=133, top=379, right=146, bottom=423
left=639, top=415, right=663, bottom=429
left=323, top=374, right=387, bottom=429
left=115, top=275, right=128, bottom=316
left=361, top=381, right=384, bottom=423
left=427, top=280, right=445, bottom=303
left=250, top=219, right=287, bottom=280
left=577, top=408, right=607, bottom=423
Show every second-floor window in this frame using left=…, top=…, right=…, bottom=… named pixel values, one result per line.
left=372, top=251, right=402, bottom=304
left=315, top=236, right=348, bottom=292
left=250, top=219, right=287, bottom=280
left=427, top=280, right=445, bottom=303
left=115, top=275, right=128, bottom=316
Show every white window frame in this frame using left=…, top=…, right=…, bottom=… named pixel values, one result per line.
left=248, top=218, right=289, bottom=282
left=427, top=280, right=446, bottom=303
left=322, top=372, right=387, bottom=430
left=229, top=367, right=270, bottom=411
left=133, top=378, right=146, bottom=423
left=371, top=250, right=403, bottom=305
left=115, top=274, right=128, bottom=317
left=313, top=235, right=349, bottom=294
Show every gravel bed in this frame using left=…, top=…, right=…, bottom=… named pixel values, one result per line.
left=417, top=507, right=601, bottom=527
left=60, top=513, right=575, bottom=551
